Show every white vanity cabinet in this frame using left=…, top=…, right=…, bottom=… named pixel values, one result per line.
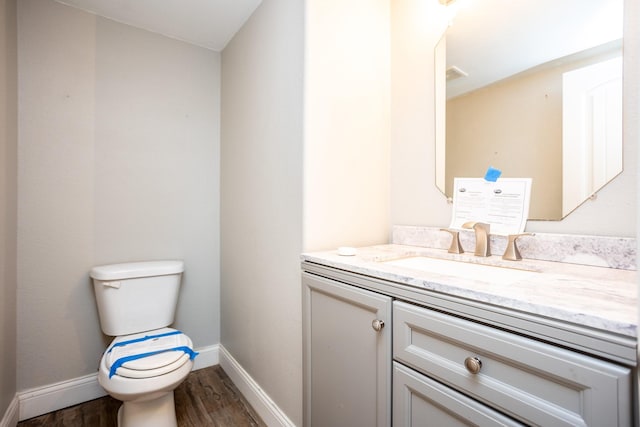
left=302, top=272, right=392, bottom=427
left=302, top=262, right=635, bottom=427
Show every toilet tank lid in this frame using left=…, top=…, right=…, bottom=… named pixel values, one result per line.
left=90, top=260, right=184, bottom=281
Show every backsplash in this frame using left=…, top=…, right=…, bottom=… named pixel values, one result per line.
left=392, top=225, right=637, bottom=270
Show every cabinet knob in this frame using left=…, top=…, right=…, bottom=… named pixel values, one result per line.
left=371, top=319, right=385, bottom=332
left=464, top=356, right=482, bottom=374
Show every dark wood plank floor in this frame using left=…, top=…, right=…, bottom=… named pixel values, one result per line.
left=18, top=365, right=267, bottom=427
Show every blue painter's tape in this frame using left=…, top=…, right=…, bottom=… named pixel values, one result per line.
left=484, top=166, right=502, bottom=182
left=109, top=346, right=199, bottom=378
left=107, top=330, right=183, bottom=353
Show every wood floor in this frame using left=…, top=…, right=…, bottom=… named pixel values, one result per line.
left=18, top=365, right=267, bottom=427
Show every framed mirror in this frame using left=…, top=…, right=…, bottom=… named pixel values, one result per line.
left=435, top=0, right=623, bottom=220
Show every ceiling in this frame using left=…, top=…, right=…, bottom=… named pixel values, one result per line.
left=445, top=0, right=624, bottom=98
left=54, top=0, right=262, bottom=51
left=52, top=0, right=623, bottom=89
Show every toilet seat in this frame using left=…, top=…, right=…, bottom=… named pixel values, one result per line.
left=105, top=328, right=196, bottom=379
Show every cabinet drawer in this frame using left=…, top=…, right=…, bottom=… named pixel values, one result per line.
left=393, top=301, right=632, bottom=427
left=394, top=362, right=524, bottom=427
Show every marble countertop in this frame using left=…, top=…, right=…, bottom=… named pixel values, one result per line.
left=301, top=244, right=638, bottom=338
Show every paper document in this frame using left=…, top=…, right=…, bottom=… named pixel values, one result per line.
left=449, top=178, right=532, bottom=235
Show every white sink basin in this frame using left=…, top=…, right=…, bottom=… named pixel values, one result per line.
left=383, top=256, right=539, bottom=285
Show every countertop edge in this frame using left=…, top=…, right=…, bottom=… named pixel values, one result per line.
left=300, top=246, right=638, bottom=340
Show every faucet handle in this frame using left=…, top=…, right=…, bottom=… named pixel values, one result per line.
left=440, top=228, right=464, bottom=254
left=502, top=233, right=534, bottom=261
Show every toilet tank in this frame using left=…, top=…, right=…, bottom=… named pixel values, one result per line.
left=90, top=260, right=184, bottom=336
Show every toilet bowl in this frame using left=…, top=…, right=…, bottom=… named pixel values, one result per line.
left=98, top=328, right=196, bottom=427
left=90, top=260, right=196, bottom=427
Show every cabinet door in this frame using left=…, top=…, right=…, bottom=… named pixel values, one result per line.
left=393, top=362, right=525, bottom=427
left=303, top=272, right=392, bottom=427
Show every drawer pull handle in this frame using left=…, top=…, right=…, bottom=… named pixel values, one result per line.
left=464, top=356, right=482, bottom=374
left=371, top=319, right=385, bottom=332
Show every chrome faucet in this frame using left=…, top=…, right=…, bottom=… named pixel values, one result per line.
left=462, top=221, right=491, bottom=257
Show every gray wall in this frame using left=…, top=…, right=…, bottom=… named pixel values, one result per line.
left=17, top=0, right=220, bottom=391
left=0, top=0, right=17, bottom=418
left=220, top=0, right=304, bottom=424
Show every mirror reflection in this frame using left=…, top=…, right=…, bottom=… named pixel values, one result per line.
left=435, top=0, right=623, bottom=220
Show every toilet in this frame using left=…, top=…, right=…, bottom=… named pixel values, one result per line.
left=90, top=260, right=197, bottom=427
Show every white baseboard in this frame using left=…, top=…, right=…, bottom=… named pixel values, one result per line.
left=192, top=343, right=219, bottom=370
left=219, top=345, right=296, bottom=427
left=18, top=373, right=107, bottom=421
left=17, top=344, right=219, bottom=422
left=0, top=396, right=19, bottom=427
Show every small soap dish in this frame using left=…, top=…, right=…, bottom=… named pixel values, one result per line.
left=337, top=247, right=357, bottom=256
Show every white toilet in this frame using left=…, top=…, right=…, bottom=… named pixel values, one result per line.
left=90, top=260, right=197, bottom=427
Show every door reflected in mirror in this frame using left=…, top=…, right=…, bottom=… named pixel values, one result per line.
left=434, top=0, right=623, bottom=220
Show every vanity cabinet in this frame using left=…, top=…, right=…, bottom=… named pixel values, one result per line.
left=302, top=263, right=634, bottom=427
left=302, top=273, right=392, bottom=427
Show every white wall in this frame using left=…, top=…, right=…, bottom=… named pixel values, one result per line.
left=17, top=0, right=220, bottom=391
left=304, top=0, right=391, bottom=250
left=220, top=0, right=304, bottom=423
left=391, top=0, right=637, bottom=237
left=0, top=0, right=17, bottom=419
left=391, top=0, right=452, bottom=230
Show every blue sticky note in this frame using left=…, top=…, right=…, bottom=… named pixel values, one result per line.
left=484, top=166, right=502, bottom=182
